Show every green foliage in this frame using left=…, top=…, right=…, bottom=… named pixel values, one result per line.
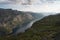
left=0, top=9, right=60, bottom=40
left=15, top=14, right=60, bottom=40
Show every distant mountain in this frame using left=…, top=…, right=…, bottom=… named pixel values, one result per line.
left=0, top=8, right=43, bottom=35
left=2, top=13, right=60, bottom=40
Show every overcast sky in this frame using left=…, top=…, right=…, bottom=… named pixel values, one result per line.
left=0, top=0, right=60, bottom=13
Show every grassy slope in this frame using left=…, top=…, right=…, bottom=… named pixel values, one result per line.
left=0, top=14, right=60, bottom=40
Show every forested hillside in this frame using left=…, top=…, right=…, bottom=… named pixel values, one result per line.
left=1, top=13, right=59, bottom=40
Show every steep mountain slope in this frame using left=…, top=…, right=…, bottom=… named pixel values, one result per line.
left=0, top=8, right=43, bottom=35
left=1, top=13, right=60, bottom=40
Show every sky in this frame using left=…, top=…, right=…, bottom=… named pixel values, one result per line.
left=0, top=0, right=60, bottom=13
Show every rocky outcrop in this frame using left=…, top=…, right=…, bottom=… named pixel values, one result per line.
left=0, top=8, right=43, bottom=35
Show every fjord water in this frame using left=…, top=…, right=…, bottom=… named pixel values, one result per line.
left=14, top=16, right=45, bottom=34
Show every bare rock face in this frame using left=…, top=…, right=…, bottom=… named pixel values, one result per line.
left=0, top=8, right=43, bottom=35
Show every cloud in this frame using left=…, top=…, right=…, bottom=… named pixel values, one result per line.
left=0, top=0, right=58, bottom=5
left=0, top=0, right=20, bottom=4
left=0, top=0, right=32, bottom=5
left=0, top=0, right=60, bottom=13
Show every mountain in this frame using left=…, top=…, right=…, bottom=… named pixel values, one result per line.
left=1, top=13, right=60, bottom=40
left=0, top=8, right=43, bottom=35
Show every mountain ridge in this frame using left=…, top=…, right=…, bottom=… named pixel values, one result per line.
left=5, top=13, right=60, bottom=40
left=0, top=8, right=43, bottom=35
